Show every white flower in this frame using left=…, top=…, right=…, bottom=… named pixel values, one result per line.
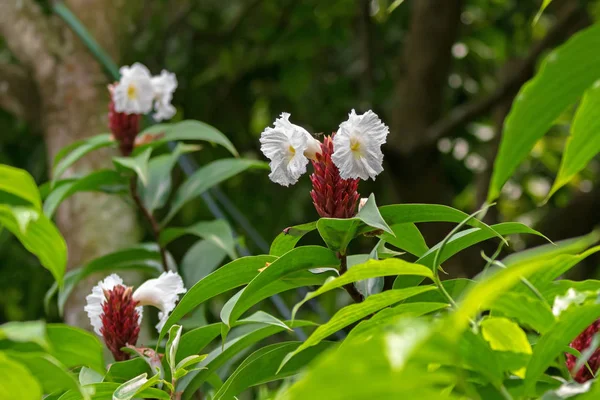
left=132, top=271, right=187, bottom=332
left=113, top=63, right=155, bottom=114
left=151, top=70, right=178, bottom=121
left=332, top=109, right=389, bottom=180
left=260, top=113, right=320, bottom=186
left=84, top=271, right=186, bottom=335
left=84, top=274, right=143, bottom=336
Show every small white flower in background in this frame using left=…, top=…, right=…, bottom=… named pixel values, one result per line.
left=113, top=63, right=155, bottom=114
left=84, top=271, right=186, bottom=334
left=332, top=109, right=389, bottom=181
left=552, top=288, right=588, bottom=316
left=151, top=70, right=178, bottom=121
left=260, top=113, right=319, bottom=186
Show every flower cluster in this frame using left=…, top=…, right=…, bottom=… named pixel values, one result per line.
left=84, top=272, right=186, bottom=361
left=260, top=110, right=388, bottom=218
left=108, top=63, right=177, bottom=155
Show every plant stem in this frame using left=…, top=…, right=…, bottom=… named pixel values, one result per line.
left=129, top=177, right=169, bottom=272
left=337, top=252, right=364, bottom=303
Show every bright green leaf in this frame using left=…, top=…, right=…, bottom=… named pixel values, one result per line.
left=0, top=164, right=42, bottom=210
left=53, top=134, right=115, bottom=184
left=488, top=24, right=600, bottom=201
left=161, top=219, right=238, bottom=259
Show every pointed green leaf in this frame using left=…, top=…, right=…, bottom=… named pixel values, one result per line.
left=550, top=82, right=600, bottom=198
left=269, top=221, right=317, bottom=257
left=113, top=147, right=152, bottom=186
left=292, top=258, right=433, bottom=320
left=163, top=158, right=268, bottom=224
left=160, top=219, right=238, bottom=260
left=488, top=24, right=600, bottom=201
left=0, top=165, right=42, bottom=210
left=53, top=134, right=115, bottom=184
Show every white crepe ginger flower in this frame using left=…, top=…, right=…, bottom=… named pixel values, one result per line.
left=332, top=109, right=389, bottom=180
left=113, top=63, right=155, bottom=114
left=151, top=70, right=178, bottom=121
left=260, top=113, right=321, bottom=186
left=84, top=272, right=186, bottom=361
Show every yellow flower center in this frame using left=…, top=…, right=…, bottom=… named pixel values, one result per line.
left=288, top=145, right=296, bottom=155
left=350, top=138, right=361, bottom=152
left=127, top=84, right=137, bottom=100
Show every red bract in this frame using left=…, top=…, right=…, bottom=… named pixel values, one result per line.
left=108, top=98, right=141, bottom=156
left=567, top=319, right=600, bottom=383
left=100, top=285, right=141, bottom=361
left=310, top=135, right=360, bottom=219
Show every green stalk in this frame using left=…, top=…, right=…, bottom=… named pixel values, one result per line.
left=52, top=2, right=120, bottom=80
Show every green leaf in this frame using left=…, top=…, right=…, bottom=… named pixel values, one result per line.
left=550, top=82, right=600, bottom=198
left=220, top=246, right=338, bottom=327
left=0, top=164, right=42, bottom=210
left=533, top=0, right=552, bottom=25
left=45, top=244, right=164, bottom=315
left=58, top=383, right=169, bottom=400
left=166, top=325, right=183, bottom=372
left=524, top=303, right=600, bottom=395
left=44, top=170, right=127, bottom=218
left=181, top=240, right=227, bottom=287
left=163, top=158, right=268, bottom=224
left=159, top=255, right=276, bottom=341
left=213, top=341, right=333, bottom=400
left=104, top=358, right=150, bottom=383
left=316, top=194, right=393, bottom=253
left=501, top=229, right=600, bottom=267
left=137, top=143, right=199, bottom=213
left=282, top=286, right=437, bottom=368
left=379, top=223, right=428, bottom=257
left=292, top=258, right=434, bottom=320
left=112, top=373, right=161, bottom=400
left=347, top=302, right=449, bottom=342
left=0, top=320, right=49, bottom=349
left=175, top=354, right=208, bottom=372
left=113, top=147, right=152, bottom=186
left=379, top=204, right=503, bottom=242
left=481, top=317, right=532, bottom=355
left=278, top=318, right=453, bottom=400
left=0, top=352, right=42, bottom=400
left=53, top=134, right=115, bottom=184
left=488, top=24, right=600, bottom=201
left=136, top=120, right=238, bottom=157
left=269, top=222, right=317, bottom=257
left=0, top=205, right=67, bottom=286
left=79, top=367, right=104, bottom=385
left=7, top=352, right=82, bottom=395
left=160, top=219, right=238, bottom=259
left=542, top=279, right=600, bottom=303
left=393, top=222, right=547, bottom=290
left=177, top=323, right=222, bottom=363
left=47, top=324, right=105, bottom=374
left=180, top=321, right=314, bottom=398
left=489, top=292, right=555, bottom=334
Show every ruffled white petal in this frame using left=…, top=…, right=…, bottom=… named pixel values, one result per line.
left=132, top=271, right=187, bottom=332
left=113, top=63, right=155, bottom=114
left=259, top=113, right=313, bottom=186
left=84, top=274, right=124, bottom=336
left=332, top=109, right=389, bottom=180
left=151, top=70, right=178, bottom=121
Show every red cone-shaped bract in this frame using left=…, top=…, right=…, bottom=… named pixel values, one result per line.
left=100, top=285, right=141, bottom=361
left=108, top=99, right=141, bottom=156
left=310, top=135, right=360, bottom=219
left=567, top=319, right=600, bottom=382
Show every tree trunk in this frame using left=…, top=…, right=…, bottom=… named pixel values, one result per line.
left=0, top=0, right=140, bottom=328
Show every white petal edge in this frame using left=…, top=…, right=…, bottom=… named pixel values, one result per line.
left=151, top=70, right=178, bottom=122
left=132, top=271, right=187, bottom=332
left=84, top=274, right=124, bottom=336
left=332, top=109, right=389, bottom=181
